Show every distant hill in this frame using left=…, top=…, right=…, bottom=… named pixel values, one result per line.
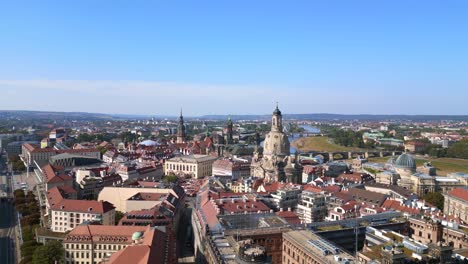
left=201, top=113, right=468, bottom=121
left=1, top=110, right=467, bottom=121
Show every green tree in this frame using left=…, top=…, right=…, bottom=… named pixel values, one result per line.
left=446, top=140, right=468, bottom=159
left=76, top=133, right=95, bottom=142
left=96, top=146, right=108, bottom=155
left=32, top=240, right=64, bottom=264
left=163, top=174, right=179, bottom=183
left=423, top=192, right=444, bottom=210
left=115, top=211, right=124, bottom=225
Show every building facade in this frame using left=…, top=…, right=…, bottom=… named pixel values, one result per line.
left=63, top=225, right=151, bottom=264
left=282, top=230, right=355, bottom=264
left=51, top=200, right=115, bottom=233
left=251, top=105, right=294, bottom=183
left=296, top=191, right=328, bottom=224
left=444, top=187, right=468, bottom=224
left=164, top=154, right=217, bottom=179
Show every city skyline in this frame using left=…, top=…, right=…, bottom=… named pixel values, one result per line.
left=1, top=1, right=468, bottom=115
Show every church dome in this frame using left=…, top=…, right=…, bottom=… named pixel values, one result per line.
left=263, top=131, right=290, bottom=157
left=132, top=231, right=143, bottom=241
left=139, top=140, right=159, bottom=147
left=395, top=153, right=416, bottom=170
left=273, top=105, right=281, bottom=115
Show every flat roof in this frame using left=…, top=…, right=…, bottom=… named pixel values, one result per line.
left=284, top=230, right=355, bottom=263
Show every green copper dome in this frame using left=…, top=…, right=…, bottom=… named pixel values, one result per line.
left=132, top=231, right=143, bottom=241
left=395, top=153, right=416, bottom=170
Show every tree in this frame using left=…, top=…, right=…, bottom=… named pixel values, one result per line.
left=32, top=240, right=64, bottom=264
left=423, top=192, right=444, bottom=210
left=96, top=146, right=108, bottom=155
left=76, top=133, right=95, bottom=142
left=163, top=174, right=179, bottom=183
left=115, top=211, right=124, bottom=225
left=446, top=140, right=468, bottom=159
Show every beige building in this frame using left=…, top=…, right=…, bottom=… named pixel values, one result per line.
left=296, top=191, right=328, bottom=223
left=444, top=187, right=468, bottom=223
left=63, top=225, right=151, bottom=264
left=21, top=143, right=56, bottom=168
left=164, top=154, right=217, bottom=179
left=282, top=230, right=355, bottom=264
left=409, top=216, right=468, bottom=250
left=251, top=105, right=299, bottom=183
left=98, top=186, right=179, bottom=212
left=21, top=142, right=101, bottom=168
left=50, top=199, right=115, bottom=233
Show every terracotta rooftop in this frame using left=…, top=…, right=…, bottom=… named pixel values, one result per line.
left=42, top=164, right=73, bottom=184
left=52, top=199, right=115, bottom=214
left=382, top=199, right=419, bottom=215
left=65, top=225, right=150, bottom=243
left=448, top=187, right=468, bottom=202
left=105, top=228, right=168, bottom=264
left=217, top=199, right=270, bottom=214
left=276, top=211, right=301, bottom=225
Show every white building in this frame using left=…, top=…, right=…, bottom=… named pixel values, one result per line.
left=296, top=191, right=328, bottom=223
left=50, top=199, right=115, bottom=233
left=164, top=154, right=217, bottom=179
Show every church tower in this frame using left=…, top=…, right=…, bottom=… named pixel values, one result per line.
left=271, top=103, right=283, bottom=132
left=177, top=109, right=186, bottom=143
left=251, top=103, right=291, bottom=182
left=226, top=116, right=234, bottom=145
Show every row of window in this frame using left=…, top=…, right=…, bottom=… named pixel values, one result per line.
left=65, top=243, right=125, bottom=251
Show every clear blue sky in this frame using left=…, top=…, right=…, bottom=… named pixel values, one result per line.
left=1, top=1, right=467, bottom=116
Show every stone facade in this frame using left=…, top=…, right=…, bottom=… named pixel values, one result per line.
left=251, top=105, right=301, bottom=183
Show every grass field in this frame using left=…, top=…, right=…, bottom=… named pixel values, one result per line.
left=368, top=156, right=468, bottom=174
left=291, top=136, right=366, bottom=152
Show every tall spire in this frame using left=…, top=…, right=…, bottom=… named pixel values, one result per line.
left=177, top=108, right=186, bottom=143
left=226, top=115, right=234, bottom=144
left=271, top=103, right=283, bottom=132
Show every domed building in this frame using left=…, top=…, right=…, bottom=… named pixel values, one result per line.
left=139, top=140, right=160, bottom=147
left=251, top=105, right=300, bottom=183
left=262, top=106, right=290, bottom=158
left=394, top=153, right=416, bottom=176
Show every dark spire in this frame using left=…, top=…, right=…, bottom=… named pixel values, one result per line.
left=177, top=108, right=186, bottom=143
left=273, top=102, right=281, bottom=115
left=226, top=115, right=234, bottom=144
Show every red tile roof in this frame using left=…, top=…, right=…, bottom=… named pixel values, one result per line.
left=65, top=225, right=150, bottom=243
left=303, top=185, right=323, bottom=193
left=106, top=228, right=169, bottom=264
left=218, top=199, right=270, bottom=214
left=276, top=211, right=301, bottom=225
left=42, top=164, right=73, bottom=184
left=448, top=187, right=468, bottom=202
left=381, top=199, right=420, bottom=215
left=52, top=199, right=115, bottom=214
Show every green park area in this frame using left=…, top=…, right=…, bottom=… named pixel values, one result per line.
left=291, top=136, right=366, bottom=152
left=291, top=136, right=467, bottom=174
left=368, top=156, right=468, bottom=175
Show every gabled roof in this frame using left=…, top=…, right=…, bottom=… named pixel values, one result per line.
left=42, top=164, right=73, bottom=184
left=52, top=199, right=115, bottom=214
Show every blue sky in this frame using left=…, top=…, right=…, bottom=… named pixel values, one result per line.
left=1, top=1, right=467, bottom=116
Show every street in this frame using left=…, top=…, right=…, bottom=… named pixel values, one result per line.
left=0, top=154, right=17, bottom=264
left=0, top=200, right=15, bottom=264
